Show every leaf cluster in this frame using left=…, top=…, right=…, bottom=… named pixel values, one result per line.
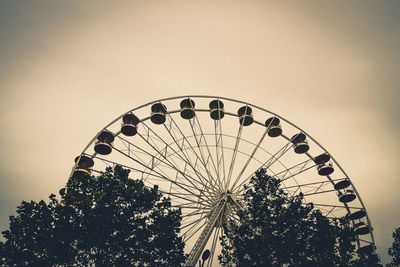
left=0, top=165, right=185, bottom=266
left=219, top=169, right=381, bottom=267
left=387, top=227, right=400, bottom=267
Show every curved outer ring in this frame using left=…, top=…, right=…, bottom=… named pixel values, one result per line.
left=70, top=95, right=375, bottom=251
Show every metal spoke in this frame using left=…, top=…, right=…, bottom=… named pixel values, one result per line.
left=277, top=158, right=316, bottom=181
left=302, top=188, right=336, bottom=197
left=230, top=129, right=268, bottom=191
left=188, top=117, right=222, bottom=190
left=112, top=146, right=212, bottom=205
left=181, top=209, right=210, bottom=219
left=190, top=113, right=220, bottom=179
left=136, top=125, right=217, bottom=204
left=214, top=119, right=227, bottom=193
left=182, top=217, right=209, bottom=243
left=226, top=124, right=244, bottom=189
left=163, top=113, right=222, bottom=193
left=114, top=135, right=203, bottom=190
left=140, top=119, right=220, bottom=196
left=233, top=139, right=294, bottom=193
left=181, top=217, right=207, bottom=236
left=112, top=137, right=207, bottom=196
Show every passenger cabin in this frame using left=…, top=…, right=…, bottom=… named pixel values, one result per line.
left=313, top=153, right=330, bottom=165
left=357, top=244, right=374, bottom=255
left=349, top=210, right=366, bottom=220
left=94, top=131, right=114, bottom=155
left=265, top=117, right=282, bottom=137
left=180, top=98, right=195, bottom=119
left=237, top=106, right=254, bottom=126
left=74, top=155, right=94, bottom=175
left=354, top=222, right=370, bottom=235
left=291, top=133, right=310, bottom=154
left=121, top=113, right=139, bottom=136
left=317, top=161, right=334, bottom=176
left=209, top=100, right=224, bottom=120
left=151, top=103, right=167, bottom=124
left=338, top=189, right=356, bottom=203
left=334, top=179, right=351, bottom=190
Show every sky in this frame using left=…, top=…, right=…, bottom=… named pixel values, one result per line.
left=0, top=0, right=399, bottom=264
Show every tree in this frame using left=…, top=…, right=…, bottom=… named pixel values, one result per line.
left=219, top=168, right=380, bottom=266
left=387, top=227, right=400, bottom=267
left=0, top=165, right=185, bottom=266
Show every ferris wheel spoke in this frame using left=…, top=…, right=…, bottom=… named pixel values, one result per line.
left=226, top=125, right=244, bottom=189
left=283, top=180, right=331, bottom=196
left=161, top=191, right=209, bottom=206
left=89, top=164, right=195, bottom=202
left=111, top=146, right=210, bottom=203
left=181, top=216, right=206, bottom=233
left=230, top=130, right=268, bottom=192
left=163, top=115, right=206, bottom=173
left=171, top=200, right=207, bottom=208
left=181, top=208, right=210, bottom=219
left=163, top=114, right=222, bottom=194
left=214, top=119, right=227, bottom=193
left=313, top=203, right=361, bottom=210
left=324, top=206, right=337, bottom=217
left=135, top=131, right=217, bottom=201
left=181, top=210, right=209, bottom=228
left=190, top=114, right=220, bottom=178
left=93, top=155, right=183, bottom=183
left=112, top=136, right=208, bottom=196
left=233, top=139, right=294, bottom=193
left=182, top=217, right=209, bottom=243
left=302, top=188, right=336, bottom=197
left=114, top=135, right=207, bottom=193
left=263, top=138, right=294, bottom=170
left=172, top=203, right=211, bottom=211
left=115, top=135, right=186, bottom=175
left=170, top=193, right=212, bottom=208
left=187, top=117, right=222, bottom=190
left=226, top=211, right=239, bottom=224
left=139, top=120, right=220, bottom=196
left=283, top=178, right=344, bottom=193
left=181, top=215, right=208, bottom=239
left=276, top=158, right=316, bottom=181
left=314, top=204, right=351, bottom=218
left=92, top=155, right=169, bottom=184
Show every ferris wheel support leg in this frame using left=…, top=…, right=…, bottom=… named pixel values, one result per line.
left=184, top=196, right=228, bottom=267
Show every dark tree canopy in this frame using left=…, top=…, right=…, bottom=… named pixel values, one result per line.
left=0, top=165, right=185, bottom=266
left=387, top=227, right=400, bottom=267
left=219, top=169, right=381, bottom=267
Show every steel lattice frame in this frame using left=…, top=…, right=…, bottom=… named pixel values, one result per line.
left=70, top=95, right=375, bottom=266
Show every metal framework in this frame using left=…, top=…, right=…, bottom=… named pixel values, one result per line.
left=70, top=95, right=375, bottom=266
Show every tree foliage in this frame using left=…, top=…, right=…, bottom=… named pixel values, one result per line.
left=387, top=227, right=400, bottom=267
left=0, top=165, right=185, bottom=266
left=219, top=169, right=381, bottom=266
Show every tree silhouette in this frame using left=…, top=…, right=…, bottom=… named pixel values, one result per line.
left=0, top=165, right=185, bottom=266
left=219, top=169, right=381, bottom=266
left=387, top=227, right=400, bottom=267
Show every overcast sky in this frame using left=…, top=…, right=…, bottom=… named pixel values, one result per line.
left=0, top=1, right=399, bottom=264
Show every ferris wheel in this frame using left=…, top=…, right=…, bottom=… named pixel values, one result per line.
left=69, top=95, right=375, bottom=266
